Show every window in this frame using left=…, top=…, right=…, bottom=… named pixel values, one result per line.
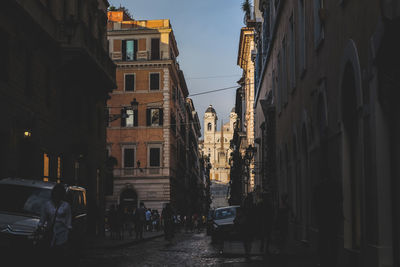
left=43, top=153, right=49, bottom=182
left=121, top=109, right=138, bottom=127
left=151, top=38, right=160, bottom=60
left=298, top=0, right=307, bottom=76
left=146, top=108, right=163, bottom=126
left=313, top=0, right=325, bottom=48
left=123, top=148, right=135, bottom=168
left=207, top=123, right=212, bottom=131
left=149, top=147, right=161, bottom=167
left=57, top=156, right=62, bottom=183
left=122, top=40, right=137, bottom=61
left=150, top=73, right=160, bottom=90
left=124, top=74, right=135, bottom=91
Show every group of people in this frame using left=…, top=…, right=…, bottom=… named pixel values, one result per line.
left=232, top=176, right=342, bottom=267
left=107, top=202, right=161, bottom=240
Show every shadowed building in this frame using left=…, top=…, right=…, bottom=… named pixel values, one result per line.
left=253, top=0, right=400, bottom=266
left=0, top=0, right=116, bottom=235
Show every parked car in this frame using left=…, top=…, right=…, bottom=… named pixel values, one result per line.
left=0, top=178, right=87, bottom=261
left=210, top=205, right=240, bottom=243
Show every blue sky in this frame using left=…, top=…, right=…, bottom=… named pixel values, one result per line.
left=108, top=0, right=246, bottom=136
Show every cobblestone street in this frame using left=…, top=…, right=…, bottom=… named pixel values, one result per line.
left=79, top=230, right=316, bottom=267
left=79, top=231, right=267, bottom=267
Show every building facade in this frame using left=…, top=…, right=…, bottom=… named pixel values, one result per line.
left=0, top=0, right=116, bottom=235
left=200, top=105, right=236, bottom=208
left=106, top=10, right=200, bottom=214
left=253, top=0, right=400, bottom=266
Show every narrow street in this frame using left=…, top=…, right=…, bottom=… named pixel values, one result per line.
left=79, top=231, right=266, bottom=266
left=79, top=230, right=315, bottom=267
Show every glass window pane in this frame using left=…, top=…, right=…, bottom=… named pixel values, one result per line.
left=149, top=148, right=160, bottom=167
left=125, top=74, right=135, bottom=91
left=150, top=73, right=160, bottom=90
left=151, top=109, right=159, bottom=126
left=124, top=148, right=135, bottom=168
left=126, top=40, right=134, bottom=61
left=126, top=109, right=134, bottom=127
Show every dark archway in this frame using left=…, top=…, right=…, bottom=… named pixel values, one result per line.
left=120, top=188, right=138, bottom=212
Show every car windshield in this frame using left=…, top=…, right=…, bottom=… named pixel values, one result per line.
left=214, top=207, right=236, bottom=220
left=0, top=184, right=52, bottom=216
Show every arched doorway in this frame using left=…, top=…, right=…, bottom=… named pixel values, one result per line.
left=120, top=188, right=138, bottom=212
left=341, top=61, right=361, bottom=250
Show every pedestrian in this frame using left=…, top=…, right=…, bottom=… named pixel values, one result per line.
left=235, top=194, right=255, bottom=260
left=116, top=204, right=125, bottom=240
left=134, top=202, right=146, bottom=240
left=313, top=176, right=343, bottom=267
left=162, top=203, right=174, bottom=243
left=38, top=183, right=72, bottom=267
left=258, top=192, right=274, bottom=255
left=127, top=207, right=135, bottom=237
left=108, top=204, right=118, bottom=239
left=275, top=193, right=293, bottom=254
left=145, top=208, right=152, bottom=231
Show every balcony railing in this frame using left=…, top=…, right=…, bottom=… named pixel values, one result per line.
left=113, top=167, right=169, bottom=178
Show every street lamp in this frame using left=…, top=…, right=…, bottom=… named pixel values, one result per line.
left=244, top=145, right=256, bottom=194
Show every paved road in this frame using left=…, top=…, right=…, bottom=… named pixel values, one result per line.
left=79, top=231, right=268, bottom=267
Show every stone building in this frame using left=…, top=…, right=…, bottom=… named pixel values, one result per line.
left=106, top=10, right=198, bottom=214
left=253, top=0, right=400, bottom=266
left=0, top=0, right=116, bottom=235
left=200, top=105, right=236, bottom=208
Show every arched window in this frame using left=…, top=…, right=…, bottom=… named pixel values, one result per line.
left=207, top=123, right=212, bottom=131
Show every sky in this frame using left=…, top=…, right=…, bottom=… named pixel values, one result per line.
left=108, top=0, right=246, bottom=136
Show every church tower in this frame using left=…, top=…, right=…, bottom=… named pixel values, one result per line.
left=203, top=105, right=217, bottom=162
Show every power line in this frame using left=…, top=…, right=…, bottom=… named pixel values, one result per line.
left=189, top=86, right=239, bottom=97
left=187, top=74, right=242, bottom=80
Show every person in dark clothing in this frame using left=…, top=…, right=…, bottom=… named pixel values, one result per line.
left=134, top=202, right=146, bottom=240
left=313, top=177, right=343, bottom=267
left=108, top=205, right=117, bottom=239
left=235, top=194, right=255, bottom=259
left=259, top=192, right=274, bottom=255
left=162, top=203, right=174, bottom=243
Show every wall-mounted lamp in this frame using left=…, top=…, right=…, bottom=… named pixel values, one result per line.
left=23, top=130, right=32, bottom=138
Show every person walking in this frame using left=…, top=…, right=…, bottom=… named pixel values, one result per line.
left=235, top=194, right=255, bottom=260
left=259, top=192, right=274, bottom=255
left=134, top=202, right=146, bottom=240
left=162, top=203, right=174, bottom=243
left=38, top=183, right=72, bottom=267
left=145, top=208, right=152, bottom=231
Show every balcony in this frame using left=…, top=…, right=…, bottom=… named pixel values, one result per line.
left=113, top=167, right=169, bottom=178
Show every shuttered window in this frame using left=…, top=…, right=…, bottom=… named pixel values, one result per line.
left=146, top=108, right=163, bottom=126
left=122, top=40, right=137, bottom=61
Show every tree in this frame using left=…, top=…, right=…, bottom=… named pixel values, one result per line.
left=241, top=0, right=252, bottom=22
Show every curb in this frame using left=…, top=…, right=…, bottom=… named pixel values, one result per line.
left=86, top=233, right=164, bottom=250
